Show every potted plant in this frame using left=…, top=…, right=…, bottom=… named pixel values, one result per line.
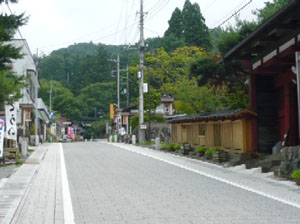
left=291, top=169, right=300, bottom=185
left=195, top=146, right=207, bottom=157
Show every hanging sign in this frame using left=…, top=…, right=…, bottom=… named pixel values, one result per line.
left=0, top=119, right=5, bottom=157
left=67, top=126, right=72, bottom=139
left=5, top=103, right=17, bottom=141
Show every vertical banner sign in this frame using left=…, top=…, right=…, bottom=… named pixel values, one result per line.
left=5, top=103, right=17, bottom=141
left=110, top=104, right=114, bottom=120
left=0, top=119, right=5, bottom=157
left=67, top=126, right=72, bottom=139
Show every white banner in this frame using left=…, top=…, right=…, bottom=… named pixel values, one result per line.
left=5, top=103, right=18, bottom=141
left=0, top=119, right=5, bottom=157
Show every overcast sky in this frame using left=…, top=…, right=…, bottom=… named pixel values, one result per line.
left=3, top=0, right=268, bottom=55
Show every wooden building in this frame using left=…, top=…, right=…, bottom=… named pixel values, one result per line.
left=224, top=0, right=300, bottom=153
left=169, top=110, right=257, bottom=153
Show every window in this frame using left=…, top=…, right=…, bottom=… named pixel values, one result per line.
left=199, top=124, right=206, bottom=136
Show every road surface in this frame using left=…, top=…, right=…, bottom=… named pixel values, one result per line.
left=60, top=141, right=300, bottom=224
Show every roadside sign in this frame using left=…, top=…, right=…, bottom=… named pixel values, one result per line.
left=140, top=124, right=147, bottom=130
left=0, top=119, right=5, bottom=157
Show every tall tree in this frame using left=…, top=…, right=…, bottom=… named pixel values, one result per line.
left=182, top=0, right=211, bottom=49
left=164, top=8, right=184, bottom=38
left=0, top=1, right=27, bottom=107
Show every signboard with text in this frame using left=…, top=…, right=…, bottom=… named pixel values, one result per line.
left=5, top=103, right=17, bottom=141
left=0, top=119, right=5, bottom=157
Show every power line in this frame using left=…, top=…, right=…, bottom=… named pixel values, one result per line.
left=145, top=0, right=170, bottom=22
left=214, top=0, right=253, bottom=28
left=5, top=2, right=23, bottom=39
left=113, top=0, right=126, bottom=44
left=203, top=0, right=218, bottom=13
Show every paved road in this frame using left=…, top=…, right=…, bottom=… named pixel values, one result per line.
left=63, top=142, right=300, bottom=224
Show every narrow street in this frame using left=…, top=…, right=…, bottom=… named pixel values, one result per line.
left=2, top=141, right=300, bottom=223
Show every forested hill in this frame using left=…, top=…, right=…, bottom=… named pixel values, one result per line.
left=37, top=0, right=291, bottom=128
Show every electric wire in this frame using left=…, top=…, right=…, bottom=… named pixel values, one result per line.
left=113, top=0, right=126, bottom=44
left=213, top=0, right=253, bottom=28
left=5, top=2, right=23, bottom=39
left=145, top=0, right=170, bottom=22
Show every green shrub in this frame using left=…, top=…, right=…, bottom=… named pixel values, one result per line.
left=195, top=146, right=208, bottom=153
left=8, top=153, right=15, bottom=160
left=167, top=143, right=176, bottom=151
left=16, top=152, right=22, bottom=159
left=161, top=142, right=168, bottom=149
left=291, top=169, right=300, bottom=179
left=174, top=144, right=181, bottom=150
left=205, top=149, right=214, bottom=157
left=16, top=160, right=24, bottom=166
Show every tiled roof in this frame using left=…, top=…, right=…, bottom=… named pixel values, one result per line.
left=169, top=109, right=257, bottom=123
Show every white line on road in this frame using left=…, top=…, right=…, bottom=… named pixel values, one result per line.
left=60, top=143, right=75, bottom=224
left=112, top=143, right=300, bottom=210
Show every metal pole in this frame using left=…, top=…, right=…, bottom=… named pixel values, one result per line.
left=127, top=64, right=129, bottom=107
left=148, top=67, right=151, bottom=141
left=35, top=49, right=39, bottom=146
left=296, top=52, right=300, bottom=139
left=138, top=0, right=145, bottom=143
left=49, top=81, right=52, bottom=112
left=117, top=54, right=120, bottom=109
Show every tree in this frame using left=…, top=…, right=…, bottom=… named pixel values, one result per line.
left=77, top=82, right=116, bottom=118
left=182, top=0, right=211, bottom=49
left=39, top=79, right=82, bottom=121
left=254, top=0, right=292, bottom=24
left=0, top=1, right=27, bottom=107
left=217, top=19, right=257, bottom=55
left=171, top=77, right=248, bottom=114
left=164, top=8, right=184, bottom=38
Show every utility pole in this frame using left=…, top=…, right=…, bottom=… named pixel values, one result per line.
left=126, top=65, right=129, bottom=107
left=35, top=49, right=39, bottom=146
left=148, top=67, right=151, bottom=141
left=117, top=54, right=120, bottom=109
left=138, top=0, right=146, bottom=143
left=49, top=81, right=53, bottom=112
left=109, top=54, right=121, bottom=109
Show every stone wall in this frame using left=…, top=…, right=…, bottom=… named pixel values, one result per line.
left=278, top=146, right=300, bottom=179
left=146, top=123, right=171, bottom=143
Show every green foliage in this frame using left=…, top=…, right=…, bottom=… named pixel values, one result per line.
left=167, top=143, right=176, bottom=151
left=162, top=0, right=211, bottom=51
left=130, top=113, right=166, bottom=132
left=77, top=82, right=116, bottom=116
left=291, top=169, right=300, bottom=179
left=182, top=0, right=211, bottom=49
left=161, top=142, right=168, bottom=149
left=205, top=149, right=214, bottom=157
left=217, top=19, right=257, bottom=54
left=174, top=144, right=181, bottom=150
left=0, top=3, right=27, bottom=107
left=39, top=79, right=82, bottom=121
left=16, top=160, right=24, bottom=166
left=89, top=120, right=109, bottom=138
left=171, top=77, right=248, bottom=114
left=195, top=146, right=208, bottom=153
left=0, top=71, right=26, bottom=107
left=254, top=0, right=292, bottom=24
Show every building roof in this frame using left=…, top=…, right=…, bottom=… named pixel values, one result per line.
left=169, top=109, right=257, bottom=124
left=223, top=0, right=300, bottom=63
